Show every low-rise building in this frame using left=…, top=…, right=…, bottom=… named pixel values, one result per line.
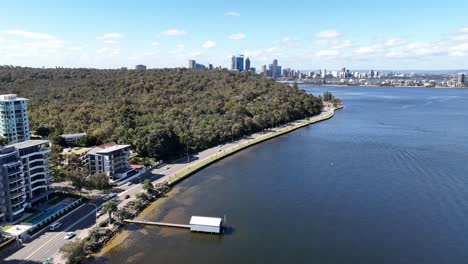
left=88, top=143, right=134, bottom=180
left=60, top=132, right=87, bottom=144
left=61, top=147, right=92, bottom=165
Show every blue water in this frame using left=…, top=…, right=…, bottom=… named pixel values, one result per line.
left=30, top=204, right=67, bottom=225
left=99, top=86, right=468, bottom=264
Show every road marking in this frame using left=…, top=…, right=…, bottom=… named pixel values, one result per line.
left=20, top=204, right=98, bottom=263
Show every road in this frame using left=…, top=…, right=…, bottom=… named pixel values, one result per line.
left=1, top=109, right=333, bottom=263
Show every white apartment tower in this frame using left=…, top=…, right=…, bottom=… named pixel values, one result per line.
left=0, top=94, right=31, bottom=144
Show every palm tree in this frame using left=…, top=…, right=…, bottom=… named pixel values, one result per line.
left=142, top=179, right=154, bottom=194
left=102, top=201, right=117, bottom=224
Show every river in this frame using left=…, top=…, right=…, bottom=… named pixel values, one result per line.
left=95, top=85, right=468, bottom=264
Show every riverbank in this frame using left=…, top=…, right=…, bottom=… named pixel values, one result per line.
left=165, top=106, right=342, bottom=186
left=93, top=105, right=343, bottom=259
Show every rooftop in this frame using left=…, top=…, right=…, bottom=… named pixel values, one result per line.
left=7, top=140, right=49, bottom=149
left=88, top=143, right=130, bottom=155
left=60, top=132, right=87, bottom=138
left=61, top=147, right=92, bottom=156
left=0, top=94, right=28, bottom=101
left=5, top=224, right=33, bottom=237
left=190, top=216, right=222, bottom=227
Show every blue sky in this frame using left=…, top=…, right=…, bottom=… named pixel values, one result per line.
left=1, top=0, right=468, bottom=70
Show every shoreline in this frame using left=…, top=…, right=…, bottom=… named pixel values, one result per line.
left=165, top=106, right=343, bottom=186
left=94, top=105, right=343, bottom=258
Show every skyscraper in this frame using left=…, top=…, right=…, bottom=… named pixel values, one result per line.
left=231, top=56, right=236, bottom=70
left=188, top=60, right=196, bottom=69
left=458, top=73, right=466, bottom=85
left=236, top=55, right=244, bottom=72
left=245, top=57, right=251, bottom=72
left=231, top=55, right=245, bottom=72
left=0, top=94, right=30, bottom=144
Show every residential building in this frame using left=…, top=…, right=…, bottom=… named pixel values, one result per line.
left=61, top=147, right=92, bottom=165
left=135, top=65, right=147, bottom=70
left=0, top=146, right=25, bottom=222
left=0, top=94, right=30, bottom=144
left=60, top=132, right=87, bottom=144
left=0, top=140, right=51, bottom=223
left=88, top=143, right=134, bottom=180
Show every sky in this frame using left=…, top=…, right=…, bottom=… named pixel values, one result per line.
left=0, top=0, right=468, bottom=70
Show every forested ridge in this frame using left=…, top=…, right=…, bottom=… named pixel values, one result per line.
left=0, top=67, right=323, bottom=160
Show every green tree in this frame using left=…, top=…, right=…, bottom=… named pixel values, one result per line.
left=323, top=91, right=334, bottom=102
left=59, top=239, right=86, bottom=264
left=35, top=126, right=53, bottom=137
left=142, top=179, right=154, bottom=194
left=87, top=173, right=111, bottom=190
left=102, top=201, right=117, bottom=224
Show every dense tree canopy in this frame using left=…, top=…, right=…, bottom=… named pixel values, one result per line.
left=0, top=67, right=323, bottom=160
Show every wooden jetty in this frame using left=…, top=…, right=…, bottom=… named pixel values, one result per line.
left=124, top=219, right=190, bottom=229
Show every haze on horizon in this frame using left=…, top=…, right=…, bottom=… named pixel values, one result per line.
left=0, top=0, right=467, bottom=70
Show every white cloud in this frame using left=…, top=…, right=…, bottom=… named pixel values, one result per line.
left=228, top=33, right=246, bottom=40
left=385, top=38, right=405, bottom=47
left=354, top=45, right=381, bottom=55
left=331, top=40, right=352, bottom=49
left=224, top=11, right=240, bottom=16
left=202, top=40, right=216, bottom=48
left=96, top=47, right=120, bottom=56
left=452, top=35, right=468, bottom=41
left=4, top=29, right=64, bottom=49
left=151, top=41, right=160, bottom=47
left=96, top=33, right=124, bottom=40
left=315, top=30, right=341, bottom=38
left=316, top=49, right=340, bottom=57
left=460, top=27, right=468, bottom=33
left=103, top=40, right=119, bottom=44
left=451, top=42, right=468, bottom=51
left=161, top=29, right=187, bottom=36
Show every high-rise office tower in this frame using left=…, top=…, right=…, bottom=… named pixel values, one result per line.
left=188, top=60, right=196, bottom=69
left=231, top=56, right=237, bottom=70
left=458, top=73, right=466, bottom=84
left=0, top=94, right=30, bottom=144
left=245, top=57, right=251, bottom=71
left=236, top=55, right=244, bottom=72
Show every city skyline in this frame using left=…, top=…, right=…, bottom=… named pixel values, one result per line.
left=1, top=0, right=468, bottom=70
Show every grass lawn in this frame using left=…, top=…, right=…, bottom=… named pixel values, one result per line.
left=2, top=225, right=12, bottom=231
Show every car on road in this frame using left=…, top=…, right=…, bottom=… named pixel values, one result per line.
left=105, top=193, right=117, bottom=200
left=165, top=166, right=170, bottom=170
left=64, top=232, right=75, bottom=240
left=124, top=194, right=130, bottom=199
left=96, top=210, right=104, bottom=217
left=125, top=182, right=133, bottom=186
left=49, top=221, right=62, bottom=231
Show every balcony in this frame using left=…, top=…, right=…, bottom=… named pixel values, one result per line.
left=10, top=190, right=26, bottom=199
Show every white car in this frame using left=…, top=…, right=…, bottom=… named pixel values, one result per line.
left=64, top=232, right=75, bottom=240
left=96, top=210, right=104, bottom=217
left=125, top=182, right=132, bottom=186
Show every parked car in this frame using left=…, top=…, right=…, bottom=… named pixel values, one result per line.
left=64, top=232, right=75, bottom=240
left=124, top=194, right=130, bottom=199
left=96, top=210, right=104, bottom=217
left=125, top=182, right=133, bottom=186
left=49, top=221, right=62, bottom=231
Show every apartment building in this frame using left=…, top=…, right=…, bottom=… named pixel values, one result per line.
left=0, top=140, right=51, bottom=223
left=0, top=94, right=30, bottom=144
left=88, top=143, right=133, bottom=180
